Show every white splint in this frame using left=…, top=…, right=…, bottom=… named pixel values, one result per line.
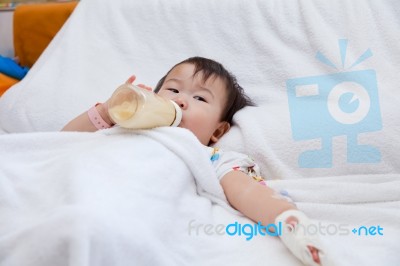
left=275, top=210, right=330, bottom=266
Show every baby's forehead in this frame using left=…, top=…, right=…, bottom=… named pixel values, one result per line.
left=167, top=63, right=227, bottom=87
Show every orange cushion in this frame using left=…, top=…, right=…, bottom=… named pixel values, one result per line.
left=13, top=1, right=78, bottom=68
left=0, top=73, right=19, bottom=96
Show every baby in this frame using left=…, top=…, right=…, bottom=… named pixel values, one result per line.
left=63, top=57, right=326, bottom=265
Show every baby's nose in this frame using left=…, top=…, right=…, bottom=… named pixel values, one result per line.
left=174, top=98, right=188, bottom=110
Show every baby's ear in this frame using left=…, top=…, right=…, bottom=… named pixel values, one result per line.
left=210, top=122, right=230, bottom=143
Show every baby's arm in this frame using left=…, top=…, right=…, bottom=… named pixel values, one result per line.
left=61, top=102, right=112, bottom=132
left=220, top=170, right=296, bottom=226
left=221, top=171, right=324, bottom=265
left=61, top=75, right=151, bottom=132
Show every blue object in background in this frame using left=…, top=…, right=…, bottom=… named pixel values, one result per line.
left=286, top=40, right=382, bottom=168
left=0, top=55, right=29, bottom=80
left=287, top=70, right=382, bottom=168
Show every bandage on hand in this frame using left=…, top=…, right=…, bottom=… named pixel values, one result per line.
left=275, top=210, right=329, bottom=266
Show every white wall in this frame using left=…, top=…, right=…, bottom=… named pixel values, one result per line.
left=0, top=10, right=14, bottom=58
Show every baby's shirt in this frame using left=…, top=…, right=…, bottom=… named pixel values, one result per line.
left=205, top=146, right=294, bottom=205
left=205, top=146, right=266, bottom=185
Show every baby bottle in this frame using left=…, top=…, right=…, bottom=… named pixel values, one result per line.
left=108, top=83, right=182, bottom=129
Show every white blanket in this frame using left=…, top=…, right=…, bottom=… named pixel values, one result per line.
left=0, top=128, right=229, bottom=265
left=1, top=128, right=399, bottom=265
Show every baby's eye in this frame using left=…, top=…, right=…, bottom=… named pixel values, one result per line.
left=194, top=96, right=207, bottom=103
left=167, top=88, right=179, bottom=93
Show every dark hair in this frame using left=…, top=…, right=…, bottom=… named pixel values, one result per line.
left=154, top=57, right=255, bottom=124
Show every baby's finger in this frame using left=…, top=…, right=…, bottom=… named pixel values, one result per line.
left=307, top=246, right=321, bottom=264
left=137, top=84, right=153, bottom=91
left=125, top=75, right=136, bottom=84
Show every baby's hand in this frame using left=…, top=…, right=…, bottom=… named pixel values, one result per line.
left=105, top=75, right=154, bottom=123
left=276, top=210, right=329, bottom=266
left=125, top=75, right=153, bottom=91
left=286, top=218, right=322, bottom=265
left=308, top=246, right=321, bottom=265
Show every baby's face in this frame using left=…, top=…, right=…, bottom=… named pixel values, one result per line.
left=157, top=63, right=229, bottom=145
